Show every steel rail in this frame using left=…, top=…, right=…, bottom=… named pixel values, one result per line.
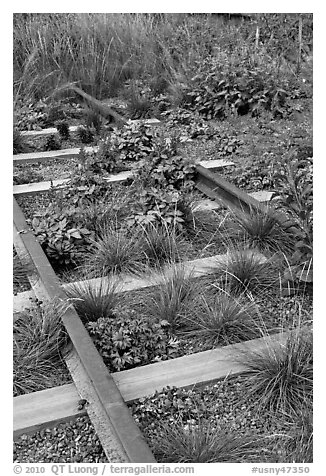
left=13, top=197, right=155, bottom=463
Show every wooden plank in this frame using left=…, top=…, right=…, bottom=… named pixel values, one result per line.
left=13, top=170, right=134, bottom=196
left=14, top=331, right=287, bottom=438
left=14, top=146, right=94, bottom=164
left=12, top=160, right=232, bottom=196
left=21, top=125, right=80, bottom=138
left=14, top=384, right=84, bottom=438
left=13, top=197, right=155, bottom=463
left=13, top=250, right=267, bottom=314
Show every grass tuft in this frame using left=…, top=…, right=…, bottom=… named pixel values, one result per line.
left=64, top=276, right=121, bottom=323
left=238, top=326, right=313, bottom=415
left=84, top=223, right=144, bottom=277
left=184, top=292, right=262, bottom=345
left=153, top=419, right=268, bottom=463
left=214, top=247, right=281, bottom=295
left=144, top=265, right=199, bottom=332
left=227, top=205, right=295, bottom=255
left=139, top=222, right=190, bottom=269
left=13, top=300, right=69, bottom=396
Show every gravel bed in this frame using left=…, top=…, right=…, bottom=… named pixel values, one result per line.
left=14, top=417, right=107, bottom=463
left=128, top=375, right=300, bottom=463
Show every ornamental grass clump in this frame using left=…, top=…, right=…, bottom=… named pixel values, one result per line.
left=139, top=222, right=190, bottom=269
left=13, top=128, right=29, bottom=154
left=153, top=419, right=266, bottom=463
left=84, top=223, right=145, bottom=277
left=238, top=326, right=312, bottom=415
left=64, top=276, right=121, bottom=324
left=183, top=292, right=262, bottom=346
left=216, top=248, right=280, bottom=296
left=144, top=265, right=199, bottom=332
left=227, top=205, right=295, bottom=255
left=13, top=300, right=69, bottom=396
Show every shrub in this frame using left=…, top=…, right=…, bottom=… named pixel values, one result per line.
left=238, top=326, right=313, bottom=414
left=64, top=276, right=121, bottom=323
left=86, top=310, right=179, bottom=371
left=83, top=108, right=103, bottom=134
left=13, top=300, right=68, bottom=396
left=184, top=293, right=262, bottom=345
left=109, top=122, right=155, bottom=162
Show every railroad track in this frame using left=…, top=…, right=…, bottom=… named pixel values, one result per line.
left=13, top=119, right=288, bottom=462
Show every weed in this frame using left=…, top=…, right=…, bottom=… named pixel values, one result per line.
left=237, top=326, right=313, bottom=414
left=13, top=300, right=69, bottom=396
left=64, top=276, right=121, bottom=323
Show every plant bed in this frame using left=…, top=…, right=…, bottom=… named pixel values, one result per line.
left=129, top=366, right=312, bottom=463
left=14, top=416, right=108, bottom=463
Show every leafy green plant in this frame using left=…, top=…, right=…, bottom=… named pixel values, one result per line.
left=184, top=292, right=262, bottom=345
left=55, top=120, right=70, bottom=140
left=110, top=122, right=155, bottom=161
left=31, top=206, right=93, bottom=268
left=13, top=300, right=69, bottom=396
left=64, top=276, right=121, bottom=323
left=238, top=326, right=313, bottom=414
left=86, top=309, right=179, bottom=371
left=44, top=133, right=62, bottom=151
left=274, top=155, right=313, bottom=284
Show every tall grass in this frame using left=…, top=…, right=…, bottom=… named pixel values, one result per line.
left=14, top=13, right=298, bottom=104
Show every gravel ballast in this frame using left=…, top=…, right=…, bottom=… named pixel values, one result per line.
left=14, top=417, right=107, bottom=463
